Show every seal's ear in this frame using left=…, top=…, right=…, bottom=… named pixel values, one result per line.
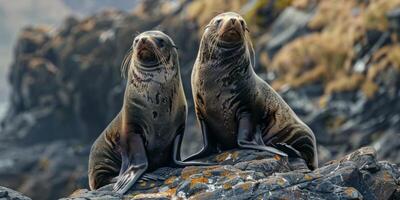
left=121, top=46, right=133, bottom=79
left=171, top=45, right=179, bottom=50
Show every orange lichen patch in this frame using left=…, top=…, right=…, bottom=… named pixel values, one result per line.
left=274, top=155, right=281, bottom=161
left=190, top=177, right=209, bottom=188
left=202, top=169, right=214, bottom=178
left=344, top=187, right=359, bottom=198
left=383, top=171, right=394, bottom=182
left=223, top=182, right=233, bottom=190
left=304, top=174, right=314, bottom=181
left=216, top=151, right=231, bottom=162
left=164, top=176, right=178, bottom=185
left=237, top=182, right=253, bottom=191
left=276, top=177, right=287, bottom=186
left=181, top=167, right=203, bottom=179
left=139, top=180, right=147, bottom=187
left=231, top=151, right=240, bottom=161
left=182, top=166, right=220, bottom=180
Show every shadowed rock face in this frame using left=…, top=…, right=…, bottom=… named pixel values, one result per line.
left=61, top=147, right=400, bottom=200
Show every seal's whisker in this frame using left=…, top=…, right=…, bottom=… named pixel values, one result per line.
left=121, top=47, right=133, bottom=79
left=154, top=47, right=168, bottom=67
left=153, top=48, right=164, bottom=66
left=206, top=31, right=218, bottom=61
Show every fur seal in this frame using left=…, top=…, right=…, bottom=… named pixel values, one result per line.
left=88, top=31, right=210, bottom=194
left=188, top=12, right=318, bottom=169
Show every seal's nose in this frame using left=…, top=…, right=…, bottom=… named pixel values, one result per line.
left=140, top=37, right=147, bottom=44
left=230, top=18, right=236, bottom=25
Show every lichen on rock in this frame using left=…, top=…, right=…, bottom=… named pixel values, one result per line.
left=62, top=147, right=400, bottom=200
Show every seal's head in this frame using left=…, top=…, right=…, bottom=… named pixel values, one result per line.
left=199, top=12, right=254, bottom=66
left=121, top=31, right=178, bottom=78
left=133, top=31, right=177, bottom=68
left=204, top=12, right=248, bottom=45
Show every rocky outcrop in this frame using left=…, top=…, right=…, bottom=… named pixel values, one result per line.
left=0, top=186, right=32, bottom=200
left=62, top=147, right=400, bottom=200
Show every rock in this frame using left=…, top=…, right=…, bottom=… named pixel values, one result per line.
left=263, top=7, right=313, bottom=58
left=0, top=186, right=31, bottom=200
left=0, top=141, right=89, bottom=200
left=62, top=147, right=400, bottom=200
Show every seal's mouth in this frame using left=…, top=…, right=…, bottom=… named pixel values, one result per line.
left=136, top=44, right=160, bottom=67
left=220, top=27, right=242, bottom=42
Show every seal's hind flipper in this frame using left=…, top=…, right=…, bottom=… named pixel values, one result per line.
left=182, top=119, right=218, bottom=162
left=113, top=134, right=148, bottom=194
left=172, top=127, right=217, bottom=166
left=113, top=164, right=147, bottom=194
left=237, top=111, right=288, bottom=157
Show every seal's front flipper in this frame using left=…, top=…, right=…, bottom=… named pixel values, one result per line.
left=237, top=112, right=288, bottom=157
left=183, top=119, right=217, bottom=162
left=172, top=127, right=216, bottom=166
left=113, top=134, right=148, bottom=194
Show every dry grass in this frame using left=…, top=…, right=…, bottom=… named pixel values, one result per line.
left=268, top=0, right=400, bottom=105
left=186, top=0, right=247, bottom=27
left=243, top=0, right=293, bottom=30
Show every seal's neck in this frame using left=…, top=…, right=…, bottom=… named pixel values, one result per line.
left=200, top=39, right=253, bottom=76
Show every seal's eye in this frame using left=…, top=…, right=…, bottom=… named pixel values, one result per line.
left=155, top=38, right=165, bottom=48
left=215, top=19, right=222, bottom=25
left=239, top=20, right=245, bottom=27
left=134, top=39, right=139, bottom=44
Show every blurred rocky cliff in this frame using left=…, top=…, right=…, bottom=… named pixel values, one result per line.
left=0, top=0, right=399, bottom=199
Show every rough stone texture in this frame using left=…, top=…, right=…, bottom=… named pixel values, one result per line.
left=0, top=186, right=32, bottom=200
left=0, top=141, right=89, bottom=200
left=61, top=147, right=400, bottom=200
